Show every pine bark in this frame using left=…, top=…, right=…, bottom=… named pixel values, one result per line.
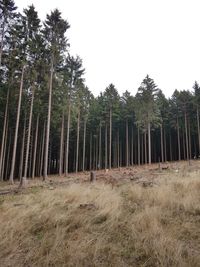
left=0, top=88, right=9, bottom=180
left=59, top=112, right=64, bottom=176
left=126, top=119, right=129, bottom=167
left=197, top=106, right=200, bottom=156
left=82, top=119, right=87, bottom=171
left=43, top=62, right=53, bottom=180
left=105, top=124, right=107, bottom=169
left=148, top=122, right=151, bottom=164
left=65, top=97, right=71, bottom=175
left=32, top=115, right=39, bottom=179
left=9, top=66, right=25, bottom=183
left=177, top=117, right=181, bottom=161
left=22, top=87, right=35, bottom=182
left=75, top=109, right=80, bottom=173
left=160, top=124, right=164, bottom=163
left=98, top=123, right=101, bottom=169
left=109, top=108, right=112, bottom=170
left=137, top=127, right=140, bottom=165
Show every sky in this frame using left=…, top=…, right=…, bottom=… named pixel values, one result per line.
left=15, top=0, right=200, bottom=98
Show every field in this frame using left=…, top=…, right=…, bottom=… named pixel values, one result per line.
left=1, top=161, right=200, bottom=267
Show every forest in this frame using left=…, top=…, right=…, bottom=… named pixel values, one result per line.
left=1, top=0, right=200, bottom=186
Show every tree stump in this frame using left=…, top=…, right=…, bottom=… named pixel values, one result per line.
left=90, top=171, right=96, bottom=182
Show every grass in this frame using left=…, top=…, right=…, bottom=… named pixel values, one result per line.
left=0, top=162, right=200, bottom=266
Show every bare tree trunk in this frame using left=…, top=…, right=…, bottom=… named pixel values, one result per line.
left=40, top=122, right=46, bottom=177
left=109, top=108, right=112, bottom=169
left=164, top=128, right=167, bottom=161
left=59, top=112, right=64, bottom=176
left=144, top=131, right=147, bottom=164
left=117, top=129, right=120, bottom=168
left=137, top=127, right=140, bottom=165
left=0, top=88, right=9, bottom=180
left=197, top=106, right=200, bottom=156
left=32, top=115, right=39, bottom=179
left=148, top=122, right=151, bottom=164
left=160, top=124, right=164, bottom=163
left=188, top=118, right=192, bottom=160
left=82, top=119, right=86, bottom=171
left=126, top=119, right=129, bottom=167
left=141, top=133, right=144, bottom=164
left=131, top=126, right=134, bottom=165
left=183, top=131, right=186, bottom=160
left=75, top=109, right=80, bottom=173
left=22, top=87, right=35, bottom=183
left=169, top=131, right=172, bottom=161
left=9, top=66, right=25, bottom=183
left=1, top=116, right=8, bottom=180
left=96, top=134, right=98, bottom=170
left=177, top=117, right=181, bottom=161
left=43, top=62, right=53, bottom=180
left=0, top=20, right=5, bottom=68
left=89, top=133, right=92, bottom=171
left=105, top=124, right=107, bottom=169
left=19, top=116, right=26, bottom=181
left=98, top=122, right=101, bottom=169
left=184, top=111, right=189, bottom=161
left=65, top=98, right=71, bottom=176
left=5, top=132, right=11, bottom=180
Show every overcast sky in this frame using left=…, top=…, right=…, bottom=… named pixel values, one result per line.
left=15, top=0, right=200, bottom=98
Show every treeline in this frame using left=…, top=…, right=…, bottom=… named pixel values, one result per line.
left=0, top=1, right=200, bottom=185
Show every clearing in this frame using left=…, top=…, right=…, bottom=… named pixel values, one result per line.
left=1, top=161, right=200, bottom=267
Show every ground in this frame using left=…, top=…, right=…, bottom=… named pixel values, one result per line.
left=1, top=161, right=200, bottom=267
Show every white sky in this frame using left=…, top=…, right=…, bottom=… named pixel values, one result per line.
left=15, top=0, right=200, bottom=98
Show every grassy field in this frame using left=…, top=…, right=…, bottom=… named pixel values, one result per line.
left=1, top=161, right=200, bottom=266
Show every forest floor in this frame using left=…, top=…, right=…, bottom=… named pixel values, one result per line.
left=1, top=161, right=200, bottom=266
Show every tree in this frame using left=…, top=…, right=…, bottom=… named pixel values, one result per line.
left=0, top=0, right=17, bottom=67
left=42, top=9, right=70, bottom=180
left=135, top=75, right=160, bottom=164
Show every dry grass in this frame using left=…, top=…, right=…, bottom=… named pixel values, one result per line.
left=1, top=162, right=200, bottom=266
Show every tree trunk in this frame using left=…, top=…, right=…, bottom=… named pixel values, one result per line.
left=5, top=132, right=11, bottom=180
left=65, top=98, right=71, bottom=176
left=75, top=109, right=80, bottom=173
left=137, top=127, right=140, bottom=165
left=59, top=112, right=64, bottom=176
left=43, top=62, right=53, bottom=180
left=177, top=117, right=181, bottom=161
left=0, top=20, right=5, bottom=68
left=0, top=88, right=9, bottom=180
left=184, top=111, right=189, bottom=161
left=164, top=128, right=167, bottom=161
left=32, top=115, right=39, bottom=179
left=1, top=116, right=8, bottom=180
left=109, top=108, right=112, bottom=169
left=40, top=122, right=46, bottom=177
left=19, top=116, right=26, bottom=181
left=160, top=124, right=164, bottom=163
left=89, top=133, right=92, bottom=170
left=144, top=131, right=147, bottom=164
left=98, top=122, right=101, bottom=169
left=131, top=126, right=134, bottom=165
left=148, top=122, right=151, bottom=164
left=117, top=129, right=120, bottom=168
left=82, top=119, right=87, bottom=171
left=169, top=131, right=172, bottom=161
left=105, top=124, right=107, bottom=169
left=22, top=87, right=35, bottom=183
left=126, top=119, right=129, bottom=167
left=197, top=106, right=200, bottom=156
left=9, top=66, right=25, bottom=183
left=188, top=118, right=192, bottom=160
